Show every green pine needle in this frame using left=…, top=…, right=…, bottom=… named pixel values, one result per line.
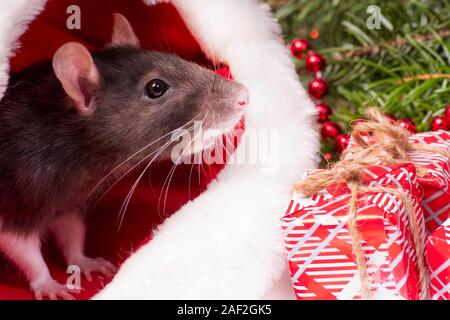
left=269, top=0, right=450, bottom=134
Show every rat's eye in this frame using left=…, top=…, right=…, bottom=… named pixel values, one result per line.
left=145, top=79, right=170, bottom=99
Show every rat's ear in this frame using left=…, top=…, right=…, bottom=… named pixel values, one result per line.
left=110, top=13, right=140, bottom=47
left=52, top=42, right=100, bottom=116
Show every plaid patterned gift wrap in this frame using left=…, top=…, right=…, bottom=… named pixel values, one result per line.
left=282, top=163, right=427, bottom=300
left=410, top=131, right=450, bottom=233
left=426, top=218, right=450, bottom=300
left=347, top=130, right=450, bottom=234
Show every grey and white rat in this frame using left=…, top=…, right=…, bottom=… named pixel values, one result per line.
left=0, top=13, right=248, bottom=300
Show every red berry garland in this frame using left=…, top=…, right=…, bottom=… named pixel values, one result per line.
left=431, top=116, right=447, bottom=131
left=316, top=102, right=332, bottom=123
left=309, top=78, right=328, bottom=99
left=397, top=118, right=417, bottom=134
left=323, top=153, right=333, bottom=162
left=305, top=53, right=326, bottom=73
left=334, top=134, right=350, bottom=153
left=321, top=121, right=341, bottom=140
left=289, top=37, right=444, bottom=158
left=385, top=113, right=397, bottom=122
left=290, top=38, right=310, bottom=59
left=290, top=37, right=343, bottom=155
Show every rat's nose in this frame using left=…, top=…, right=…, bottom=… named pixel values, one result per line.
left=235, top=86, right=249, bottom=108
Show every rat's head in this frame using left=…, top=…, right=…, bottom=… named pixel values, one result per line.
left=52, top=13, right=248, bottom=158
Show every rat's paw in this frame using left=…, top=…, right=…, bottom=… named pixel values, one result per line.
left=70, top=256, right=117, bottom=282
left=31, top=278, right=75, bottom=300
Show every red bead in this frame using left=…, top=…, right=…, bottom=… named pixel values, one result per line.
left=305, top=53, right=326, bottom=73
left=385, top=113, right=397, bottom=122
left=321, top=121, right=341, bottom=140
left=397, top=118, right=417, bottom=134
left=290, top=38, right=310, bottom=59
left=316, top=102, right=332, bottom=123
left=444, top=105, right=450, bottom=125
left=309, top=78, right=328, bottom=99
left=323, top=153, right=333, bottom=161
left=334, top=134, right=350, bottom=153
left=431, top=116, right=447, bottom=132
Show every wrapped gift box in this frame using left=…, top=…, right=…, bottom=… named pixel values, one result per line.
left=410, top=131, right=450, bottom=233
left=347, top=130, right=450, bottom=233
left=427, top=218, right=450, bottom=300
left=282, top=163, right=426, bottom=300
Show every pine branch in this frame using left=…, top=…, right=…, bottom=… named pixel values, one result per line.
left=270, top=0, right=450, bottom=133
left=398, top=73, right=450, bottom=84
left=330, top=30, right=450, bottom=62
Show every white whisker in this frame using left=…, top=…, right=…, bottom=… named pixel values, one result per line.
left=158, top=121, right=204, bottom=217
left=188, top=161, right=196, bottom=199
left=83, top=116, right=200, bottom=207
left=116, top=120, right=203, bottom=231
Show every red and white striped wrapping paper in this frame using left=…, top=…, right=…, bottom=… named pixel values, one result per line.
left=410, top=131, right=450, bottom=233
left=347, top=130, right=450, bottom=233
left=426, top=218, right=450, bottom=300
left=282, top=163, right=426, bottom=300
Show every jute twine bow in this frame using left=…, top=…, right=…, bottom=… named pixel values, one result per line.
left=294, top=108, right=450, bottom=300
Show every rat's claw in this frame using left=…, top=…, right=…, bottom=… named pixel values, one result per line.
left=71, top=256, right=117, bottom=281
left=83, top=270, right=92, bottom=282
left=31, top=278, right=75, bottom=300
left=96, top=258, right=117, bottom=276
